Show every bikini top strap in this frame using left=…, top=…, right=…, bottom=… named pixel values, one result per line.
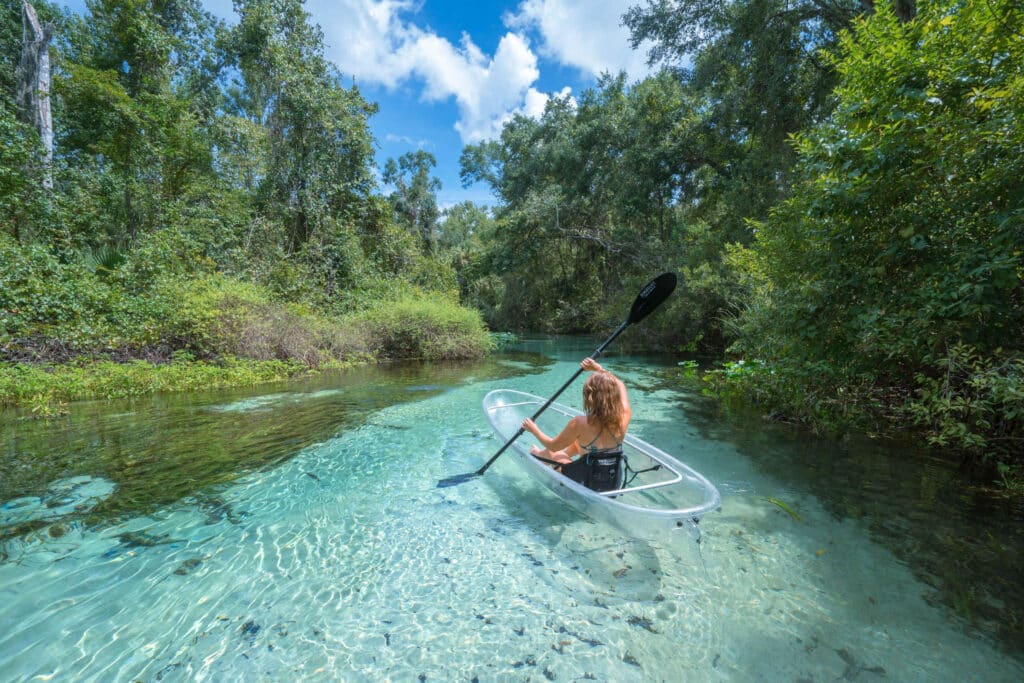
left=582, top=424, right=623, bottom=451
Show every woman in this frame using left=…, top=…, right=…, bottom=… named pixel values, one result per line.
left=521, top=358, right=631, bottom=491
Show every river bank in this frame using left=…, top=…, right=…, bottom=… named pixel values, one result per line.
left=2, top=254, right=497, bottom=416
left=0, top=322, right=501, bottom=418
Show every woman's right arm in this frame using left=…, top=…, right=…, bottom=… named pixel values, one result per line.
left=523, top=415, right=584, bottom=452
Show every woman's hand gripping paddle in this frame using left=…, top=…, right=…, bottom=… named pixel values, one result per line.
left=436, top=272, right=677, bottom=488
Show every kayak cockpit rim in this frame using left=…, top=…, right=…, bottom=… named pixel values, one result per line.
left=485, top=395, right=712, bottom=504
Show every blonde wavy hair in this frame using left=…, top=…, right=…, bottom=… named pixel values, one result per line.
left=582, top=371, right=624, bottom=436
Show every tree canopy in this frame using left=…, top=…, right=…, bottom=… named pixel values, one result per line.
left=1, top=0, right=1021, bottom=476
left=458, top=0, right=1023, bottom=472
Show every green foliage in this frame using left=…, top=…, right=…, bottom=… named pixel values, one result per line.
left=674, top=359, right=700, bottom=381
left=0, top=356, right=311, bottom=409
left=490, top=331, right=518, bottom=350
left=56, top=1, right=219, bottom=241
left=460, top=77, right=687, bottom=333
left=0, top=1, right=493, bottom=417
left=8, top=0, right=1020, bottom=493
left=0, top=105, right=50, bottom=242
left=457, top=1, right=862, bottom=342
left=456, top=45, right=833, bottom=347
left=0, top=240, right=112, bottom=345
left=435, top=201, right=497, bottom=310
left=82, top=242, right=127, bottom=277
left=721, top=0, right=1024, bottom=472
left=703, top=356, right=890, bottom=435
left=147, top=274, right=373, bottom=365
left=384, top=150, right=442, bottom=253
left=0, top=234, right=479, bottom=369
left=748, top=0, right=1023, bottom=371
left=348, top=296, right=493, bottom=361
left=227, top=0, right=377, bottom=253
left=905, top=344, right=1024, bottom=457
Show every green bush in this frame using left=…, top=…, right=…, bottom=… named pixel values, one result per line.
left=348, top=296, right=493, bottom=360
left=149, top=274, right=373, bottom=365
left=717, top=0, right=1024, bottom=481
left=0, top=241, right=118, bottom=348
left=115, top=228, right=217, bottom=292
left=0, top=106, right=51, bottom=244
left=703, top=358, right=891, bottom=435
left=905, top=344, right=1024, bottom=457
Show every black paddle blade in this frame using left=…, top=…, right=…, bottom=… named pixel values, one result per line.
left=436, top=471, right=480, bottom=488
left=627, top=272, right=677, bottom=324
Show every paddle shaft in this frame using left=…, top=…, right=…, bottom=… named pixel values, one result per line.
left=474, top=320, right=630, bottom=476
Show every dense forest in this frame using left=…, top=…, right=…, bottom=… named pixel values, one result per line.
left=459, top=0, right=1023, bottom=487
left=1, top=1, right=1021, bottom=486
left=1, top=0, right=494, bottom=406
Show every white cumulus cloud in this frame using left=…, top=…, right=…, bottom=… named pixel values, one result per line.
left=204, top=1, right=631, bottom=143
left=306, top=0, right=568, bottom=143
left=505, top=0, right=653, bottom=79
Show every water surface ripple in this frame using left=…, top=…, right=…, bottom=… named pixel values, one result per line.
left=0, top=341, right=1021, bottom=681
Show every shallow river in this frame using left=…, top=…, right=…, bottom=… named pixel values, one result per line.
left=1, top=337, right=1022, bottom=681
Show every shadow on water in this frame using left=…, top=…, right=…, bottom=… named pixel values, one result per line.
left=0, top=352, right=554, bottom=545
left=639, top=365, right=1024, bottom=661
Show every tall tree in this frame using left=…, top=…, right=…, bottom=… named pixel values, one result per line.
left=228, top=0, right=376, bottom=255
left=383, top=150, right=441, bottom=253
left=57, top=0, right=220, bottom=242
left=735, top=0, right=1022, bottom=452
left=624, top=0, right=867, bottom=239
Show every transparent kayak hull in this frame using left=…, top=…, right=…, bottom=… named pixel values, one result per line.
left=482, top=389, right=720, bottom=540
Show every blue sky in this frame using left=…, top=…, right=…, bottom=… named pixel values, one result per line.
left=59, top=1, right=654, bottom=208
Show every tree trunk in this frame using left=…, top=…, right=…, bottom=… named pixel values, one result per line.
left=894, top=0, right=917, bottom=23
left=16, top=1, right=54, bottom=190
left=860, top=1, right=917, bottom=23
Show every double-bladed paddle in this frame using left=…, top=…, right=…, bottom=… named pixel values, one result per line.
left=437, top=272, right=677, bottom=488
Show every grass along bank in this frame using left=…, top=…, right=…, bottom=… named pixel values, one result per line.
left=2, top=250, right=494, bottom=414
left=1, top=294, right=494, bottom=415
left=0, top=357, right=318, bottom=417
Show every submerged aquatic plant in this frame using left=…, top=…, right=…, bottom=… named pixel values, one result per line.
left=766, top=496, right=802, bottom=522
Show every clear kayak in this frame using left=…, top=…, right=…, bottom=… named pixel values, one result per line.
left=482, top=389, right=720, bottom=541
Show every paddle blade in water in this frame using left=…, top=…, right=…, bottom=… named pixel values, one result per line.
left=436, top=471, right=480, bottom=488
left=627, top=272, right=677, bottom=324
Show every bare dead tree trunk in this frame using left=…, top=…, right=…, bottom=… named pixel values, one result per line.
left=16, top=1, right=54, bottom=190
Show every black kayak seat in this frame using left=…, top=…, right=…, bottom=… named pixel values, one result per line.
left=533, top=448, right=623, bottom=493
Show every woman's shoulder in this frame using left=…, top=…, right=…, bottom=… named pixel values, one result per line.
left=570, top=415, right=589, bottom=429
left=571, top=415, right=597, bottom=435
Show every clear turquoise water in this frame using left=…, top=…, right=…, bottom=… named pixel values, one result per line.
left=1, top=339, right=1022, bottom=681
